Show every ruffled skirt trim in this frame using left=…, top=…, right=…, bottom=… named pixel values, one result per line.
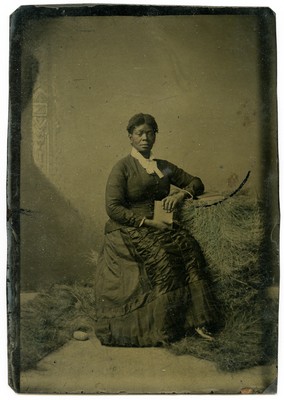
left=95, top=225, right=219, bottom=347
left=95, top=280, right=217, bottom=347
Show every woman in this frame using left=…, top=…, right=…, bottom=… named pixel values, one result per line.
left=95, top=113, right=217, bottom=347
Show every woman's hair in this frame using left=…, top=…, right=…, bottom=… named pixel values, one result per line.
left=126, top=113, right=158, bottom=135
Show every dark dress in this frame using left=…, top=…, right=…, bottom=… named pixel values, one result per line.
left=95, top=154, right=217, bottom=346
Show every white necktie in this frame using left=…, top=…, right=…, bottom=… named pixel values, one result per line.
left=131, top=148, right=164, bottom=178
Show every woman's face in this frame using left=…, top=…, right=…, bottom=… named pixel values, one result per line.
left=129, top=123, right=156, bottom=157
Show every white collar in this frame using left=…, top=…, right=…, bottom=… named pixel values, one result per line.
left=131, top=147, right=164, bottom=178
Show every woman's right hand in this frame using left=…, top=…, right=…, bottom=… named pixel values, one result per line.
left=144, top=219, right=171, bottom=231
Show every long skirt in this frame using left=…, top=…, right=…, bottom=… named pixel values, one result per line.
left=95, top=225, right=218, bottom=347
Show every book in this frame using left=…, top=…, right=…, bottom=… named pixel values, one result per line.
left=153, top=200, right=174, bottom=225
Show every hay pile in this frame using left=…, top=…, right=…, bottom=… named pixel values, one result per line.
left=169, top=194, right=278, bottom=371
left=181, top=195, right=264, bottom=305
left=20, top=282, right=96, bottom=371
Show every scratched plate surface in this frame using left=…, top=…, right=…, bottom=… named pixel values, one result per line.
left=7, top=4, right=278, bottom=394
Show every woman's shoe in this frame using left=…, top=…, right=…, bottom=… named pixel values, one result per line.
left=195, top=326, right=214, bottom=341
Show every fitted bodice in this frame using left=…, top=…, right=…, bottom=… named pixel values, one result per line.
left=104, top=154, right=204, bottom=233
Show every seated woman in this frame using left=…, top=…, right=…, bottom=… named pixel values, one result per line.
left=95, top=113, right=218, bottom=347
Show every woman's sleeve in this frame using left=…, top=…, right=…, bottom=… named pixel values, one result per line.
left=105, top=161, right=143, bottom=228
left=167, top=161, right=205, bottom=198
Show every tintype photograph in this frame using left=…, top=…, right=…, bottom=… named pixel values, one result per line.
left=7, top=4, right=279, bottom=394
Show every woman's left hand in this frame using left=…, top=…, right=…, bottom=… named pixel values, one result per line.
left=161, top=192, right=187, bottom=213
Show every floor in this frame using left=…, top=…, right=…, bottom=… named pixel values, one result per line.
left=20, top=332, right=277, bottom=394
left=19, top=291, right=278, bottom=394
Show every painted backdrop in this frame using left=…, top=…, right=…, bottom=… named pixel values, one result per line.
left=20, top=13, right=277, bottom=290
